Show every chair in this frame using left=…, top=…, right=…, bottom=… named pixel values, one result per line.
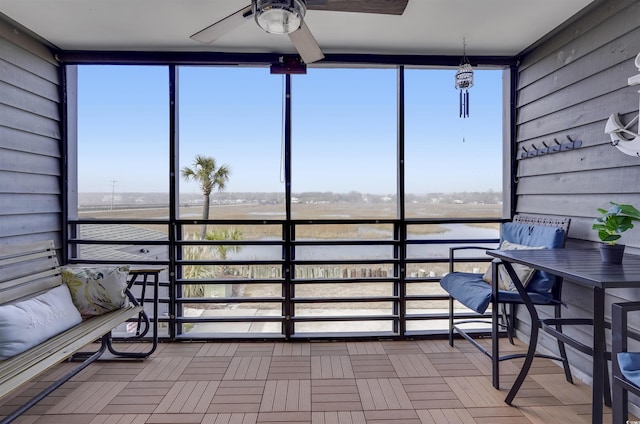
left=440, top=214, right=573, bottom=403
left=612, top=301, right=640, bottom=424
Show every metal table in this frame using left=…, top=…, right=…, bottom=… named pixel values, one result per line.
left=106, top=266, right=162, bottom=358
left=487, top=248, right=640, bottom=424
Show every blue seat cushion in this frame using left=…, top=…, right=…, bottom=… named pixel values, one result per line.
left=618, top=352, right=640, bottom=387
left=440, top=271, right=556, bottom=314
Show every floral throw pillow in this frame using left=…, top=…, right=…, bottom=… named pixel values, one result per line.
left=61, top=266, right=130, bottom=318
left=482, top=241, right=545, bottom=291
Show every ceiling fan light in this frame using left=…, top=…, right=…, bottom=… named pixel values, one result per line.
left=254, top=0, right=306, bottom=34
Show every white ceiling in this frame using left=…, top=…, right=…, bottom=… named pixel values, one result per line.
left=0, top=0, right=597, bottom=58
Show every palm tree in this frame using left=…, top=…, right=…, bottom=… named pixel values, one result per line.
left=205, top=227, right=243, bottom=262
left=181, top=154, right=231, bottom=239
left=180, top=228, right=244, bottom=299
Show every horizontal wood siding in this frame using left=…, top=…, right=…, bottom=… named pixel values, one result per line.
left=0, top=18, right=62, bottom=246
left=514, top=0, right=640, bottom=384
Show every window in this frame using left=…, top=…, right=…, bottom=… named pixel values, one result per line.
left=73, top=65, right=169, bottom=261
left=404, top=68, right=503, bottom=219
left=178, top=67, right=285, bottom=221
left=292, top=68, right=398, bottom=219
left=68, top=63, right=507, bottom=339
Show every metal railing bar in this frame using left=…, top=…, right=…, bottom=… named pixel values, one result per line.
left=291, top=315, right=399, bottom=322
left=70, top=259, right=170, bottom=266
left=69, top=219, right=169, bottom=224
left=175, top=333, right=286, bottom=340
left=406, top=238, right=499, bottom=245
left=177, top=260, right=285, bottom=266
left=175, top=278, right=284, bottom=284
left=68, top=239, right=169, bottom=245
left=293, top=296, right=398, bottom=303
left=292, top=259, right=398, bottom=265
left=178, top=240, right=284, bottom=246
left=291, top=240, right=398, bottom=246
left=176, top=316, right=283, bottom=323
left=292, top=278, right=399, bottom=284
left=177, top=297, right=284, bottom=304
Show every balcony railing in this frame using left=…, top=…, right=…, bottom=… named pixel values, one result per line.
left=67, top=217, right=502, bottom=341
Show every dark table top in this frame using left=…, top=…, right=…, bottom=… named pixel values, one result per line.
left=487, top=248, right=640, bottom=289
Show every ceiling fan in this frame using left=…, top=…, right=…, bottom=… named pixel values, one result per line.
left=190, top=0, right=409, bottom=65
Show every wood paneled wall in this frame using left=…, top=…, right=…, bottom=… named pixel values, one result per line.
left=0, top=19, right=62, bottom=246
left=514, top=0, right=640, bottom=384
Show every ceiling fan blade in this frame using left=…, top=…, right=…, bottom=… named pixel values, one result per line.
left=190, top=4, right=253, bottom=44
left=306, top=0, right=408, bottom=15
left=288, top=21, right=325, bottom=64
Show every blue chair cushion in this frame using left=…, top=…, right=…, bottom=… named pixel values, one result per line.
left=618, top=352, right=640, bottom=387
left=440, top=273, right=491, bottom=314
left=440, top=271, right=557, bottom=314
left=500, top=223, right=566, bottom=294
left=500, top=222, right=566, bottom=249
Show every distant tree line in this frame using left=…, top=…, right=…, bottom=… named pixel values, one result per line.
left=78, top=190, right=502, bottom=207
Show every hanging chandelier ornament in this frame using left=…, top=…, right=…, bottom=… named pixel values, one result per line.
left=455, top=39, right=474, bottom=118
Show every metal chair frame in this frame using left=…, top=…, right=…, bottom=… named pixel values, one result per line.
left=445, top=215, right=573, bottom=403
left=612, top=301, right=640, bottom=424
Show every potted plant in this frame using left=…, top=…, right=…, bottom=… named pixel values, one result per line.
left=592, top=202, right=640, bottom=263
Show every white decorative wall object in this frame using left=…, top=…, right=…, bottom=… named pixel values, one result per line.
left=605, top=52, right=640, bottom=157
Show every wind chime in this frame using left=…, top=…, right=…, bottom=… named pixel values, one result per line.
left=455, top=39, right=474, bottom=118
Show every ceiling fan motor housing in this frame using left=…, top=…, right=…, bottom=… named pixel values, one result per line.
left=254, top=0, right=307, bottom=34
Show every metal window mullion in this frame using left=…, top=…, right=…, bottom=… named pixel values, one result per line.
left=396, top=66, right=406, bottom=336
left=283, top=73, right=293, bottom=339
left=169, top=64, right=178, bottom=340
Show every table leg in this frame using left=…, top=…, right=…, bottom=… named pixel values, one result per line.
left=502, top=261, right=542, bottom=405
left=492, top=259, right=500, bottom=389
left=592, top=287, right=605, bottom=424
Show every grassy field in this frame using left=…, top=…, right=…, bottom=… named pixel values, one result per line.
left=80, top=201, right=501, bottom=239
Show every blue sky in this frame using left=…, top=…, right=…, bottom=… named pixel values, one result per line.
left=77, top=65, right=502, bottom=194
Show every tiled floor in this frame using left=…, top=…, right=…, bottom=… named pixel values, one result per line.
left=0, top=338, right=609, bottom=424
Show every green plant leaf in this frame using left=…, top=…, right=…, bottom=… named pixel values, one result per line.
left=593, top=202, right=640, bottom=243
left=615, top=202, right=640, bottom=220
left=598, top=230, right=620, bottom=243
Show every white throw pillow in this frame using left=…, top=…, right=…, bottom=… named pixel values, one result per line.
left=61, top=266, right=130, bottom=318
left=482, top=240, right=545, bottom=291
left=0, top=284, right=83, bottom=360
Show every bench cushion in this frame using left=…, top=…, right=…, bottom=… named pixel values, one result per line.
left=0, top=304, right=143, bottom=399
left=0, top=285, right=82, bottom=360
left=62, top=266, right=130, bottom=318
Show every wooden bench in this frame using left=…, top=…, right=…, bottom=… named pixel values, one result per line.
left=0, top=240, right=149, bottom=423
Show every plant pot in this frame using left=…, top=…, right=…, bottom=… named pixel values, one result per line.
left=599, top=243, right=625, bottom=264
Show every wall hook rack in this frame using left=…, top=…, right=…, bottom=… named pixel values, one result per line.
left=519, top=135, right=582, bottom=160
